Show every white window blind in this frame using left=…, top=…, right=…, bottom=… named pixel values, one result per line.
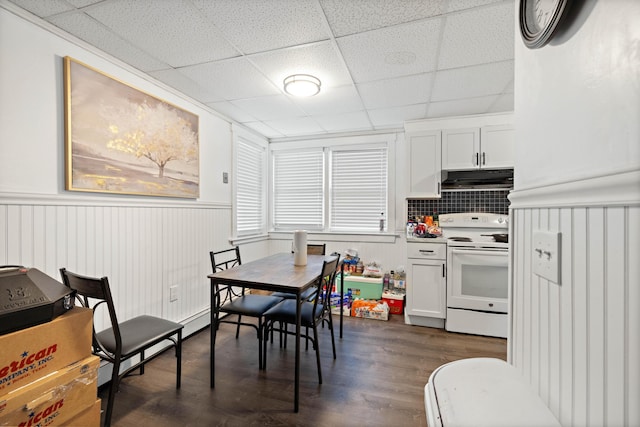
left=330, top=148, right=388, bottom=232
left=272, top=150, right=323, bottom=230
left=236, top=139, right=265, bottom=236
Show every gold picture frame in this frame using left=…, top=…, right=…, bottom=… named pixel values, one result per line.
left=64, top=57, right=199, bottom=198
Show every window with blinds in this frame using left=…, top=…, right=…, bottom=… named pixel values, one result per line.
left=330, top=147, right=387, bottom=232
left=272, top=145, right=388, bottom=233
left=236, top=138, right=266, bottom=236
left=272, top=150, right=324, bottom=230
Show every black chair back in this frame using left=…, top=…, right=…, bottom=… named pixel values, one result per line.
left=210, top=246, right=241, bottom=272
left=59, top=268, right=121, bottom=358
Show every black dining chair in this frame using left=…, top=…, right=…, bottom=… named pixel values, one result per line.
left=209, top=247, right=283, bottom=369
left=262, top=255, right=340, bottom=384
left=59, top=268, right=183, bottom=427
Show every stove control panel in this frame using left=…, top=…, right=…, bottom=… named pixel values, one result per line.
left=440, top=213, right=508, bottom=229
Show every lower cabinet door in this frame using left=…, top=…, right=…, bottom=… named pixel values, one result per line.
left=406, top=259, right=446, bottom=318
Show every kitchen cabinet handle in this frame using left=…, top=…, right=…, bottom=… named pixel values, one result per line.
left=437, top=182, right=441, bottom=195
left=442, top=264, right=446, bottom=277
left=419, top=249, right=435, bottom=253
left=475, top=152, right=479, bottom=166
left=482, top=152, right=486, bottom=165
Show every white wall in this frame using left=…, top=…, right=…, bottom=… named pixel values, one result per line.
left=510, top=1, right=640, bottom=425
left=0, top=6, right=243, bottom=333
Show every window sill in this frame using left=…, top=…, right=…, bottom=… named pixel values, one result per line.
left=269, top=231, right=399, bottom=244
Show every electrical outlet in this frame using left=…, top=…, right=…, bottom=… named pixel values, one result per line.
left=169, top=285, right=178, bottom=302
left=222, top=172, right=228, bottom=184
left=532, top=231, right=561, bottom=284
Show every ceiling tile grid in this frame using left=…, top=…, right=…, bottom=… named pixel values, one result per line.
left=82, top=0, right=241, bottom=67
left=357, top=73, right=434, bottom=109
left=248, top=41, right=353, bottom=90
left=192, top=0, right=330, bottom=55
left=337, top=18, right=443, bottom=83
left=47, top=11, right=171, bottom=72
left=430, top=60, right=514, bottom=102
left=320, top=0, right=446, bottom=37
left=5, top=0, right=516, bottom=139
left=437, top=1, right=515, bottom=70
left=178, top=56, right=281, bottom=100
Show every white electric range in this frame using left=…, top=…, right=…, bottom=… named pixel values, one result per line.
left=439, top=212, right=509, bottom=338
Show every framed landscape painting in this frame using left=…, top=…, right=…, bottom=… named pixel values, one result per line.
left=64, top=56, right=199, bottom=198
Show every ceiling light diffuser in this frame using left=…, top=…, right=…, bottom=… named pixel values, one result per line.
left=283, top=74, right=321, bottom=97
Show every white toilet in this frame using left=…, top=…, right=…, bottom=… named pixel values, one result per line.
left=424, top=358, right=560, bottom=427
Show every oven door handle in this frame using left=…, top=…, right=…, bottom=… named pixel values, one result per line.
left=450, top=248, right=508, bottom=255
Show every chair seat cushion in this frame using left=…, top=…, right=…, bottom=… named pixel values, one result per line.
left=263, top=299, right=323, bottom=327
left=96, top=315, right=183, bottom=357
left=220, top=294, right=283, bottom=316
left=271, top=287, right=316, bottom=300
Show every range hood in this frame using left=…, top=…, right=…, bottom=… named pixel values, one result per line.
left=441, top=169, right=514, bottom=190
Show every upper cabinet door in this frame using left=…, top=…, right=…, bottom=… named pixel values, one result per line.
left=442, top=128, right=480, bottom=170
left=407, top=130, right=441, bottom=198
left=480, top=125, right=515, bottom=169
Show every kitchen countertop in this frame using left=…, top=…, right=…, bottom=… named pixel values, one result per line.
left=407, top=236, right=447, bottom=243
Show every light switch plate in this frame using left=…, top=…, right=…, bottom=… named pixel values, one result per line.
left=533, top=231, right=561, bottom=284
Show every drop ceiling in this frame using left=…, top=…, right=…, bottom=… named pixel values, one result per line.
left=6, top=0, right=515, bottom=139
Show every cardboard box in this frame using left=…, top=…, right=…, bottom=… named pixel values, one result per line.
left=0, top=356, right=99, bottom=427
left=339, top=275, right=383, bottom=300
left=62, top=399, right=101, bottom=427
left=382, top=292, right=405, bottom=315
left=351, top=299, right=389, bottom=321
left=0, top=307, right=93, bottom=395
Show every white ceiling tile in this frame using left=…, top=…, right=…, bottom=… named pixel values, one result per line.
left=427, top=96, right=497, bottom=118
left=338, top=19, right=442, bottom=83
left=230, top=95, right=305, bottom=121
left=445, top=0, right=507, bottom=14
left=193, top=0, right=329, bottom=54
left=149, top=69, right=223, bottom=103
left=431, top=61, right=514, bottom=102
left=66, top=0, right=104, bottom=7
left=263, top=117, right=325, bottom=136
left=438, top=1, right=514, bottom=69
left=8, top=0, right=74, bottom=17
left=242, top=121, right=285, bottom=139
left=487, top=92, right=515, bottom=113
left=84, top=0, right=239, bottom=67
left=249, top=41, right=352, bottom=90
left=179, top=57, right=281, bottom=100
left=290, top=85, right=363, bottom=115
left=357, top=73, right=433, bottom=109
left=368, top=104, right=428, bottom=128
left=48, top=12, right=170, bottom=72
left=320, top=0, right=445, bottom=37
left=5, top=0, right=516, bottom=138
left=206, top=101, right=257, bottom=123
left=314, top=111, right=372, bottom=133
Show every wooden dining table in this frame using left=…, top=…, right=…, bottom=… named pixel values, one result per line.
left=208, top=252, right=339, bottom=412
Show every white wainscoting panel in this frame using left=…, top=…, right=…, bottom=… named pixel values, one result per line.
left=509, top=201, right=639, bottom=426
left=0, top=197, right=232, bottom=333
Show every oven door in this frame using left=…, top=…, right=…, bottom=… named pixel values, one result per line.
left=447, top=247, right=508, bottom=313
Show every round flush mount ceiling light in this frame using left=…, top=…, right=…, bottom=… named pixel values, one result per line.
left=283, top=74, right=321, bottom=97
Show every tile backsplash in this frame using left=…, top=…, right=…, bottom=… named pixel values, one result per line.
left=407, top=190, right=510, bottom=221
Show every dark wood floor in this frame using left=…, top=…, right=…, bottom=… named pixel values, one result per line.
left=99, top=314, right=506, bottom=427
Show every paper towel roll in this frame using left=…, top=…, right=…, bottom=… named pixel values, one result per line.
left=293, top=230, right=307, bottom=266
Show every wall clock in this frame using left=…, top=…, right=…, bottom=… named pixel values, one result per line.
left=519, top=0, right=572, bottom=49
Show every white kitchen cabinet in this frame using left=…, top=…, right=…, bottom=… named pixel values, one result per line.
left=442, top=125, right=514, bottom=170
left=406, top=241, right=447, bottom=319
left=406, top=130, right=441, bottom=198
left=480, top=125, right=515, bottom=169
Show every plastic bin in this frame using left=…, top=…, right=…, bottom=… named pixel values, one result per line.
left=338, top=275, right=383, bottom=300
